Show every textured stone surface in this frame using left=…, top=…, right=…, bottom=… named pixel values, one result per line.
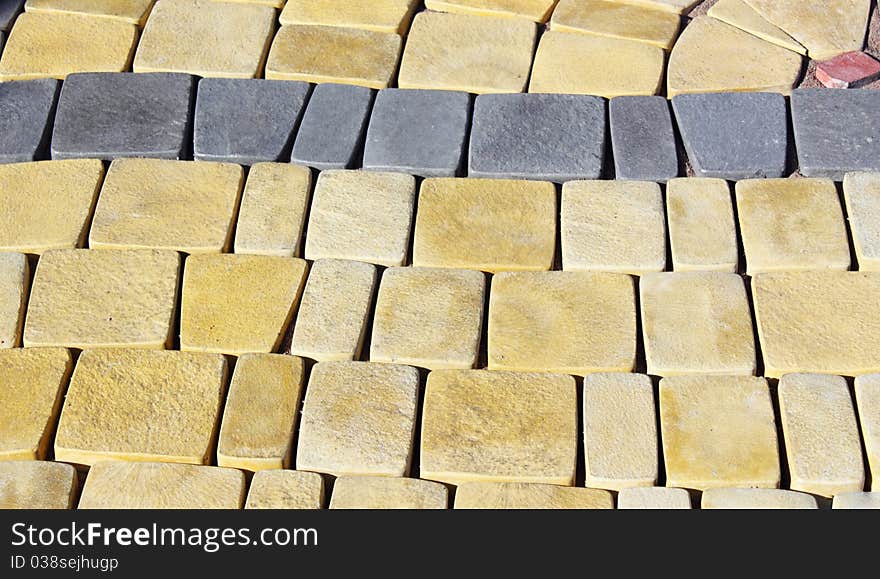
left=666, top=178, right=738, bottom=272
left=245, top=470, right=324, bottom=509
left=398, top=12, right=536, bottom=93
left=791, top=89, right=880, bottom=179
left=296, top=361, right=420, bottom=477
left=552, top=0, right=680, bottom=49
left=371, top=267, right=485, bottom=370
left=561, top=180, right=666, bottom=275
left=609, top=96, right=677, bottom=182
left=660, top=375, right=780, bottom=490
left=855, top=374, right=880, bottom=490
left=736, top=179, right=850, bottom=275
left=488, top=271, right=637, bottom=374
left=329, top=477, right=448, bottom=509
left=425, top=0, right=557, bottom=21
left=672, top=92, right=787, bottom=180
left=455, top=482, right=612, bottom=509
left=24, top=249, right=180, bottom=349
left=0, top=348, right=71, bottom=459
left=78, top=461, right=245, bottom=509
left=702, top=488, right=818, bottom=509
left=707, top=0, right=805, bottom=54
left=833, top=492, right=880, bottom=509
left=0, top=253, right=28, bottom=348
left=180, top=254, right=308, bottom=355
left=615, top=0, right=699, bottom=12
left=363, top=89, right=471, bottom=178
left=290, top=259, right=377, bottom=362
left=51, top=72, right=196, bottom=161
left=280, top=0, right=417, bottom=33
left=412, top=178, right=556, bottom=272
left=421, top=369, right=578, bottom=486
left=55, top=349, right=227, bottom=466
left=217, top=354, right=305, bottom=471
left=304, top=170, right=415, bottom=267
left=468, top=93, right=606, bottom=182
left=617, top=487, right=693, bottom=509
left=0, top=0, right=23, bottom=30
left=194, top=79, right=310, bottom=165
left=816, top=51, right=880, bottom=88
left=89, top=158, right=243, bottom=254
left=25, top=0, right=154, bottom=24
left=0, top=79, right=58, bottom=163
left=0, top=461, right=76, bottom=509
left=291, top=83, right=374, bottom=171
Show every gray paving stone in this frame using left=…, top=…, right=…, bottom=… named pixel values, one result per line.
left=0, top=79, right=59, bottom=164
left=291, top=83, right=374, bottom=171
left=362, top=88, right=471, bottom=178
left=0, top=0, right=22, bottom=30
left=672, top=92, right=787, bottom=180
left=51, top=72, right=196, bottom=161
left=791, top=88, right=880, bottom=180
left=609, top=96, right=678, bottom=182
left=194, top=78, right=311, bottom=165
left=468, top=93, right=606, bottom=182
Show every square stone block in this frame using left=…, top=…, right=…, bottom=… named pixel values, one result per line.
left=245, top=470, right=325, bottom=509
left=666, top=178, right=738, bottom=272
left=25, top=0, right=155, bottom=24
left=832, top=492, right=880, bottom=510
left=296, top=361, right=420, bottom=477
left=0, top=253, right=28, bottom=348
left=55, top=349, right=227, bottom=466
left=420, top=369, right=578, bottom=486
left=609, top=96, right=678, bottom=182
left=702, top=488, right=818, bottom=509
left=660, top=375, right=780, bottom=490
left=280, top=0, right=417, bottom=34
left=854, top=374, right=880, bottom=490
left=454, top=482, right=613, bottom=509
left=0, top=461, right=76, bottom=509
left=488, top=271, right=637, bottom=375
left=616, top=487, right=692, bottom=509
left=0, top=79, right=59, bottom=164
left=329, top=477, right=448, bottom=509
left=412, top=178, right=556, bottom=272
left=551, top=0, right=681, bottom=49
left=425, top=0, right=557, bottom=22
left=180, top=254, right=308, bottom=355
left=843, top=172, right=880, bottom=271
left=89, top=158, right=244, bottom=254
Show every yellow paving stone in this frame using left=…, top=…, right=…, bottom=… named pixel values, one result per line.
left=413, top=178, right=556, bottom=273
left=707, top=0, right=806, bottom=55
left=612, top=0, right=698, bottom=13
left=0, top=12, right=137, bottom=81
left=421, top=370, right=578, bottom=486
left=832, top=492, right=880, bottom=510
left=455, top=482, right=613, bottom=509
left=0, top=160, right=105, bottom=254
left=736, top=179, right=850, bottom=275
left=0, top=461, right=77, bottom=509
left=0, top=254, right=28, bottom=349
left=180, top=254, right=308, bottom=355
left=843, top=172, right=880, bottom=272
left=702, top=487, right=818, bottom=509
left=561, top=180, right=666, bottom=275
left=90, top=158, right=244, bottom=254
left=24, top=249, right=181, bottom=349
left=779, top=374, right=864, bottom=498
left=290, top=259, right=377, bottom=362
left=660, top=375, right=780, bottom=490
left=55, top=349, right=227, bottom=466
left=0, top=348, right=72, bottom=460
left=245, top=470, right=325, bottom=509
left=133, top=0, right=275, bottom=78
left=488, top=272, right=637, bottom=375
left=583, top=373, right=657, bottom=490
left=666, top=178, right=738, bottom=273
left=217, top=354, right=305, bottom=471
left=529, top=31, right=665, bottom=97
left=78, top=461, right=245, bottom=509
left=24, top=0, right=155, bottom=25
left=616, top=487, right=693, bottom=509
left=855, top=374, right=880, bottom=490
left=397, top=12, right=537, bottom=94
left=667, top=17, right=803, bottom=97
left=425, top=0, right=558, bottom=22
left=266, top=25, right=401, bottom=89
left=371, top=267, right=485, bottom=370
left=551, top=0, right=681, bottom=50
left=296, top=361, right=420, bottom=477
left=640, top=272, right=756, bottom=376
left=753, top=271, right=880, bottom=378
left=329, top=477, right=449, bottom=509
left=234, top=163, right=312, bottom=258
left=304, top=170, right=415, bottom=268
left=280, top=0, right=418, bottom=34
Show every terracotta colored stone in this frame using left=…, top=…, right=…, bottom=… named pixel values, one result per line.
left=815, top=51, right=880, bottom=88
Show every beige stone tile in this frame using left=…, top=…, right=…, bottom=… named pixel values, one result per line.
left=551, top=0, right=681, bottom=49
left=371, top=267, right=485, bottom=370
left=245, top=470, right=324, bottom=509
left=412, top=178, right=556, bottom=273
left=24, top=249, right=181, bottom=349
left=855, top=374, right=880, bottom=490
left=702, top=488, right=818, bottom=509
left=0, top=348, right=72, bottom=460
left=290, top=259, right=377, bottom=362
left=832, top=492, right=880, bottom=509
left=616, top=487, right=693, bottom=509
left=24, top=0, right=155, bottom=25
left=0, top=461, right=77, bottom=509
left=425, top=0, right=557, bottom=22
left=660, top=375, right=780, bottom=490
left=296, top=361, right=420, bottom=477
left=329, top=477, right=449, bottom=509
left=487, top=271, right=637, bottom=374
left=666, top=178, right=738, bottom=273
left=0, top=253, right=28, bottom=349
left=421, top=369, right=578, bottom=486
left=843, top=172, right=880, bottom=272
left=610, top=0, right=699, bottom=13
left=180, top=254, right=308, bottom=355
left=561, top=180, right=666, bottom=275
left=280, top=0, right=417, bottom=33
left=455, top=482, right=613, bottom=509
left=707, top=0, right=806, bottom=54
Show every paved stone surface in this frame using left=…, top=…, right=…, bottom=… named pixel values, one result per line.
left=194, top=79, right=310, bottom=165
left=815, top=51, right=880, bottom=88
left=702, top=488, right=818, bottom=509
left=832, top=492, right=880, bottom=509
left=469, top=93, right=605, bottom=182
left=708, top=0, right=806, bottom=54
left=280, top=0, right=417, bottom=33
left=51, top=72, right=196, bottom=161
left=792, top=89, right=880, bottom=179
left=425, top=0, right=557, bottom=22
left=0, top=79, right=58, bottom=163
left=552, top=0, right=681, bottom=49
left=291, top=83, right=374, bottom=171
left=454, top=482, right=613, bottom=509
left=672, top=91, right=787, bottom=180
left=363, top=89, right=471, bottom=178
left=25, top=0, right=154, bottom=24
left=845, top=172, right=880, bottom=271
left=609, top=96, right=677, bottom=182
left=618, top=0, right=700, bottom=12
left=617, top=487, right=693, bottom=509
left=329, top=477, right=448, bottom=509
left=666, top=178, right=738, bottom=272
left=0, top=253, right=27, bottom=348
left=0, top=0, right=22, bottom=30
left=245, top=470, right=324, bottom=509
left=0, top=461, right=76, bottom=509
left=854, top=374, right=880, bottom=489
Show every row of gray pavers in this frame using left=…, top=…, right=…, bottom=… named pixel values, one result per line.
left=2, top=71, right=879, bottom=181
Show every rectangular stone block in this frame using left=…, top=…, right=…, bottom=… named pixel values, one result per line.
left=666, top=178, right=738, bottom=272
left=0, top=461, right=76, bottom=509
left=701, top=488, right=818, bottom=509
left=844, top=172, right=880, bottom=271
left=280, top=0, right=418, bottom=34
left=25, top=0, right=155, bottom=24
left=0, top=253, right=28, bottom=348
left=245, top=470, right=324, bottom=509
left=551, top=0, right=681, bottom=49
left=616, top=487, right=692, bottom=509
left=609, top=95, right=678, bottom=182
left=425, top=0, right=557, bottom=22
left=454, top=482, right=613, bottom=509
left=329, top=477, right=448, bottom=509
left=855, top=374, right=880, bottom=490
left=0, top=79, right=58, bottom=164
left=832, top=492, right=880, bottom=510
